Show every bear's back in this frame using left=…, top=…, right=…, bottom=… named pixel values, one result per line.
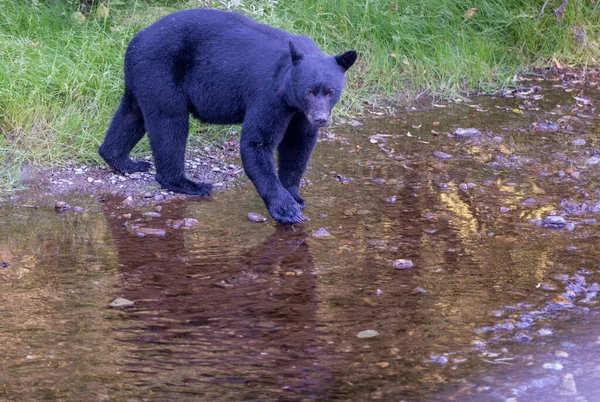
left=132, top=8, right=320, bottom=58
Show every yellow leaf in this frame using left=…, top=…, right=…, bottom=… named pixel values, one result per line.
left=96, top=3, right=109, bottom=19
left=498, top=144, right=512, bottom=155
left=71, top=11, right=86, bottom=24
left=464, top=8, right=478, bottom=19
left=511, top=108, right=523, bottom=115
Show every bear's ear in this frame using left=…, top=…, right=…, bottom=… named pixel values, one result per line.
left=335, top=50, right=358, bottom=71
left=289, top=39, right=304, bottom=66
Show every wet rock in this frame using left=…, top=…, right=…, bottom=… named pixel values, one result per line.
left=571, top=139, right=586, bottom=146
left=122, top=196, right=134, bottom=207
left=529, top=218, right=543, bottom=226
left=384, top=195, right=397, bottom=204
left=348, top=120, right=363, bottom=127
left=499, top=207, right=510, bottom=213
left=565, top=222, right=576, bottom=232
left=73, top=206, right=84, bottom=213
left=543, top=216, right=567, bottom=227
left=312, top=228, right=332, bottom=238
left=581, top=291, right=597, bottom=303
left=586, top=156, right=600, bottom=165
left=533, top=121, right=559, bottom=132
left=54, top=201, right=71, bottom=212
left=335, top=174, right=353, bottom=183
left=110, top=298, right=134, bottom=308
left=555, top=350, right=569, bottom=358
left=588, top=282, right=600, bottom=292
left=143, top=192, right=154, bottom=198
left=522, top=198, right=537, bottom=205
left=433, top=151, right=452, bottom=160
left=559, top=373, right=577, bottom=396
left=429, top=355, right=448, bottom=365
left=136, top=228, right=166, bottom=236
left=459, top=183, right=468, bottom=191
left=143, top=212, right=161, bottom=218
left=247, top=212, right=267, bottom=223
left=538, top=328, right=553, bottom=336
left=494, top=321, right=515, bottom=332
left=392, top=259, right=414, bottom=269
left=538, top=282, right=557, bottom=291
left=455, top=127, right=482, bottom=138
left=529, top=375, right=561, bottom=389
left=515, top=318, right=533, bottom=329
left=183, top=218, right=200, bottom=227
left=357, top=329, right=379, bottom=338
left=493, top=136, right=503, bottom=142
left=513, top=332, right=533, bottom=342
left=542, top=362, right=564, bottom=371
left=411, top=287, right=427, bottom=295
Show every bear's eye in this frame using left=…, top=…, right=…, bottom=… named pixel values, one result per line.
left=324, top=90, right=334, bottom=97
left=309, top=89, right=319, bottom=96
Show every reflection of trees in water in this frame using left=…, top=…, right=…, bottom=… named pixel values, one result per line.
left=104, top=200, right=335, bottom=400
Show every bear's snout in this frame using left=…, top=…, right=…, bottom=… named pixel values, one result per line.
left=309, top=112, right=330, bottom=128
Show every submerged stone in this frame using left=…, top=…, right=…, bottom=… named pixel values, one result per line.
left=392, top=259, right=414, bottom=269
left=110, top=298, right=134, bottom=308
left=433, top=151, right=452, bottom=160
left=455, top=127, right=482, bottom=138
left=312, top=228, right=332, bottom=238
left=357, top=330, right=379, bottom=338
left=247, top=212, right=267, bottom=222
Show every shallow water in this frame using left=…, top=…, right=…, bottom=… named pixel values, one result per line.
left=2, top=76, right=600, bottom=401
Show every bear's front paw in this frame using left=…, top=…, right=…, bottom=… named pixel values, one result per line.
left=268, top=192, right=309, bottom=224
left=294, top=196, right=306, bottom=210
left=285, top=188, right=306, bottom=210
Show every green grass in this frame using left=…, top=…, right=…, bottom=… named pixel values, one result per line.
left=1, top=0, right=599, bottom=190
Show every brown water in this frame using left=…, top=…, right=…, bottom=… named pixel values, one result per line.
left=3, top=77, right=600, bottom=401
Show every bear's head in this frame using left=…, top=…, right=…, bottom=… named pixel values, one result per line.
left=287, top=39, right=357, bottom=128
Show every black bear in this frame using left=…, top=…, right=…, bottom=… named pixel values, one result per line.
left=98, top=8, right=357, bottom=224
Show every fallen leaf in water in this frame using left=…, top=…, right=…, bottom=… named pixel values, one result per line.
left=376, top=362, right=390, bottom=368
left=552, top=295, right=572, bottom=306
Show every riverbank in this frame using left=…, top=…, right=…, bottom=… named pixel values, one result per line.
left=1, top=0, right=599, bottom=192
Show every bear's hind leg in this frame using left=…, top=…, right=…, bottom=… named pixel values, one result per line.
left=145, top=113, right=212, bottom=197
left=98, top=90, right=152, bottom=173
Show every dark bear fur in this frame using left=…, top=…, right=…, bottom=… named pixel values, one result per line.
left=98, top=8, right=357, bottom=224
